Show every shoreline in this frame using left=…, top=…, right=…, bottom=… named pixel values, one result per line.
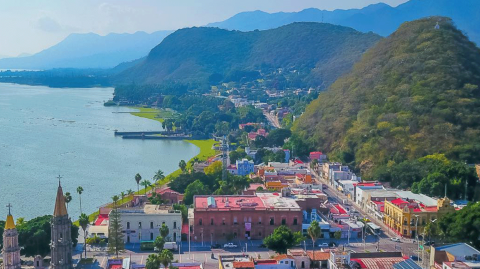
left=77, top=108, right=218, bottom=224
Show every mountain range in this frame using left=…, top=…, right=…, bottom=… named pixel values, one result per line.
left=292, top=16, right=480, bottom=178
left=0, top=31, right=172, bottom=70
left=208, top=0, right=480, bottom=45
left=116, top=22, right=381, bottom=87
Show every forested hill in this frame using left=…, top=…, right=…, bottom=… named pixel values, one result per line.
left=293, top=17, right=480, bottom=179
left=116, top=22, right=381, bottom=88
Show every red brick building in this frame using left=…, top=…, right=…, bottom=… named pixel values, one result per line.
left=191, top=193, right=302, bottom=243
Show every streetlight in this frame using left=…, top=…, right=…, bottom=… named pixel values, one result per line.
left=414, top=215, right=419, bottom=260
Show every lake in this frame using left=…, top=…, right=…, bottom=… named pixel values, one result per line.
left=0, top=83, right=199, bottom=220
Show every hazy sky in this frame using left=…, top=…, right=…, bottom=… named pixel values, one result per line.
left=0, top=0, right=408, bottom=57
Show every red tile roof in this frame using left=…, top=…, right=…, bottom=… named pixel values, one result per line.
left=233, top=261, right=255, bottom=268
left=391, top=198, right=409, bottom=206
left=273, top=255, right=294, bottom=261
left=195, top=196, right=265, bottom=210
left=354, top=257, right=406, bottom=269
left=307, top=251, right=330, bottom=261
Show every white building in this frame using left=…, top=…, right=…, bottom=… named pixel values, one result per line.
left=113, top=205, right=182, bottom=244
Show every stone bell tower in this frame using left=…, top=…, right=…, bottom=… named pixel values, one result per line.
left=50, top=177, right=73, bottom=269
left=2, top=204, right=21, bottom=269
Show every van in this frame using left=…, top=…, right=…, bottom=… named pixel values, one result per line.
left=164, top=242, right=178, bottom=251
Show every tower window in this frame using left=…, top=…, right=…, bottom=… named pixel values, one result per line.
left=127, top=222, right=130, bottom=229
left=150, top=222, right=154, bottom=229
left=138, top=222, right=142, bottom=229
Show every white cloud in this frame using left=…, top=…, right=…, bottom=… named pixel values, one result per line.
left=34, top=16, right=79, bottom=33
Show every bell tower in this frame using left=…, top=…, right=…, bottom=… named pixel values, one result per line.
left=2, top=204, right=21, bottom=269
left=50, top=177, right=73, bottom=269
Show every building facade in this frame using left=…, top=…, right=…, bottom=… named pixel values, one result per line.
left=51, top=182, right=73, bottom=269
left=114, top=205, right=182, bottom=243
left=384, top=197, right=455, bottom=238
left=236, top=159, right=255, bottom=176
left=191, top=194, right=302, bottom=243
left=2, top=207, right=21, bottom=269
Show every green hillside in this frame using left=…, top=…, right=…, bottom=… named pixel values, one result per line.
left=117, top=22, right=381, bottom=88
left=293, top=17, right=480, bottom=195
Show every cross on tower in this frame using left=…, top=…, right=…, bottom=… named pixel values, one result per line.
left=6, top=203, right=12, bottom=215
left=57, top=175, right=63, bottom=186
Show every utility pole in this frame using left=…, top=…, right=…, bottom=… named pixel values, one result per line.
left=221, top=135, right=228, bottom=182
left=415, top=215, right=419, bottom=262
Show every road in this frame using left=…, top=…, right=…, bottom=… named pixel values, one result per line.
left=263, top=111, right=281, bottom=128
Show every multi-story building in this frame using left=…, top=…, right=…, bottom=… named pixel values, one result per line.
left=384, top=196, right=455, bottom=238
left=430, top=243, right=480, bottom=269
left=191, top=193, right=302, bottom=243
left=237, top=159, right=255, bottom=176
left=113, top=204, right=182, bottom=243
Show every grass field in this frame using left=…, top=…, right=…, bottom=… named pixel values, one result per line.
left=129, top=107, right=176, bottom=123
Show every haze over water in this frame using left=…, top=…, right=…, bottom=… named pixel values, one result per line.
left=0, top=83, right=199, bottom=220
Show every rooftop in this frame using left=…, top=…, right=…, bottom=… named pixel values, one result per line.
left=394, top=191, right=438, bottom=207
left=352, top=257, right=406, bottom=269
left=436, top=243, right=480, bottom=258
left=256, top=193, right=301, bottom=210
left=195, top=195, right=265, bottom=210
left=117, top=204, right=180, bottom=215
left=307, top=251, right=330, bottom=261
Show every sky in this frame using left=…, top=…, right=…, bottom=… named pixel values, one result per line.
left=0, top=0, right=408, bottom=57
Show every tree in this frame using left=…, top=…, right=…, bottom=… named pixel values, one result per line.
left=266, top=129, right=291, bottom=147
left=310, top=159, right=319, bottom=170
left=154, top=236, right=165, bottom=252
left=79, top=213, right=90, bottom=258
left=160, top=223, right=170, bottom=238
left=179, top=160, right=187, bottom=173
left=77, top=186, right=84, bottom=214
left=135, top=173, right=142, bottom=194
left=141, top=180, right=152, bottom=195
left=127, top=189, right=134, bottom=196
left=263, top=225, right=304, bottom=254
left=334, top=231, right=342, bottom=240
left=64, top=192, right=72, bottom=210
left=154, top=170, right=165, bottom=183
left=204, top=161, right=222, bottom=176
left=184, top=180, right=210, bottom=205
left=307, top=220, right=321, bottom=250
left=146, top=254, right=161, bottom=269
left=158, top=249, right=174, bottom=269
left=108, top=195, right=125, bottom=257
left=120, top=191, right=126, bottom=203
left=16, top=215, right=78, bottom=257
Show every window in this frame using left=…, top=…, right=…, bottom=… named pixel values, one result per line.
left=162, top=221, right=165, bottom=225
left=234, top=216, right=238, bottom=224
left=174, top=221, right=177, bottom=229
left=301, top=261, right=305, bottom=268
left=282, top=218, right=286, bottom=225
left=270, top=217, right=274, bottom=225
left=233, top=232, right=237, bottom=238
left=211, top=219, right=214, bottom=225
left=293, top=218, right=298, bottom=225
left=258, top=217, right=262, bottom=224
left=139, top=222, right=142, bottom=229
left=127, top=222, right=130, bottom=229
left=173, top=232, right=177, bottom=242
left=150, top=222, right=154, bottom=229
left=258, top=232, right=262, bottom=236
left=222, top=218, right=226, bottom=225
left=244, top=217, right=247, bottom=223
left=248, top=217, right=252, bottom=223
left=291, top=261, right=294, bottom=267
left=199, top=219, right=202, bottom=225
left=150, top=233, right=153, bottom=240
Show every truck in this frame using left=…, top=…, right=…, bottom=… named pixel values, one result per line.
left=164, top=242, right=178, bottom=251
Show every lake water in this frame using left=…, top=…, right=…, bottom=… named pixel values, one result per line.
left=0, top=83, right=199, bottom=220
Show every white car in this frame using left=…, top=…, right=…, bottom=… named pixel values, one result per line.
left=318, top=243, right=329, bottom=248
left=224, top=243, right=238, bottom=248
left=391, top=237, right=401, bottom=242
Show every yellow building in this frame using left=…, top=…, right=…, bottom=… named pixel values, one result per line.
left=384, top=197, right=455, bottom=238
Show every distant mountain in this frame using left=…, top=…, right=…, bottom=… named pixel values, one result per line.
left=293, top=17, right=480, bottom=177
left=0, top=31, right=172, bottom=69
left=117, top=22, right=381, bottom=87
left=0, top=54, right=10, bottom=60
left=208, top=0, right=480, bottom=45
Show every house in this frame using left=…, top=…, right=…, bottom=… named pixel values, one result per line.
left=430, top=243, right=480, bottom=269
left=237, top=159, right=255, bottom=176
left=310, top=152, right=327, bottom=162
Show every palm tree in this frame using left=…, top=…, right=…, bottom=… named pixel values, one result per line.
left=146, top=254, right=160, bottom=269
left=64, top=192, right=72, bottom=211
left=141, top=179, right=152, bottom=195
left=79, top=213, right=90, bottom=258
left=153, top=170, right=165, bottom=184
left=120, top=191, right=125, bottom=203
left=77, top=186, right=84, bottom=214
left=178, top=160, right=187, bottom=173
left=135, top=173, right=142, bottom=194
left=158, top=249, right=173, bottom=269
left=127, top=189, right=134, bottom=196
left=307, top=220, right=321, bottom=251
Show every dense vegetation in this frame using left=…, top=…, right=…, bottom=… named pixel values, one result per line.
left=293, top=17, right=480, bottom=197
left=0, top=216, right=79, bottom=257
left=117, top=22, right=381, bottom=88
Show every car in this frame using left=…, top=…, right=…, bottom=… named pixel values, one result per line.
left=211, top=244, right=222, bottom=249
left=424, top=241, right=435, bottom=246
left=391, top=237, right=401, bottom=242
left=410, top=255, right=421, bottom=261
left=224, top=243, right=238, bottom=248
left=318, top=243, right=329, bottom=248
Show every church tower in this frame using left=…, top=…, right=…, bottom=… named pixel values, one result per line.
left=50, top=179, right=73, bottom=269
left=2, top=204, right=21, bottom=269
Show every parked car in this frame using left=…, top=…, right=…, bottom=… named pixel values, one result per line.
left=164, top=242, right=178, bottom=251
left=211, top=244, right=222, bottom=249
left=319, top=243, right=329, bottom=247
left=224, top=243, right=238, bottom=248
left=410, top=255, right=421, bottom=261
left=391, top=237, right=401, bottom=242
